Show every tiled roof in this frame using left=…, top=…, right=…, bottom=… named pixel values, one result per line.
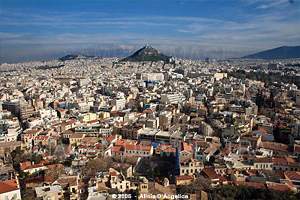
left=125, top=144, right=152, bottom=151
left=106, top=135, right=115, bottom=141
left=267, top=183, right=291, bottom=192
left=24, top=164, right=44, bottom=170
left=284, top=171, right=300, bottom=181
left=175, top=175, right=194, bottom=181
left=0, top=179, right=20, bottom=194
left=111, top=146, right=124, bottom=152
left=20, top=161, right=31, bottom=171
left=69, top=133, right=85, bottom=139
left=273, top=157, right=288, bottom=166
left=182, top=142, right=193, bottom=152
left=56, top=177, right=77, bottom=186
left=253, top=157, right=273, bottom=163
left=202, top=168, right=218, bottom=179
left=258, top=128, right=267, bottom=134
left=236, top=181, right=266, bottom=189
left=260, top=142, right=288, bottom=152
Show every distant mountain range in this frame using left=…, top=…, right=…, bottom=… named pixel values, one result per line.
left=59, top=45, right=300, bottom=62
left=242, top=46, right=300, bottom=59
left=59, top=54, right=102, bottom=61
left=120, top=45, right=171, bottom=62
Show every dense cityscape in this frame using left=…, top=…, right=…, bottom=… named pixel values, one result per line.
left=1, top=0, right=300, bottom=200
left=0, top=44, right=299, bottom=199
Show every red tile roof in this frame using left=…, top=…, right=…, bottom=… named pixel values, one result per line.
left=260, top=142, right=288, bottom=152
left=24, top=176, right=44, bottom=184
left=175, top=175, right=194, bottom=181
left=284, top=171, right=300, bottom=181
left=110, top=171, right=118, bottom=176
left=35, top=135, right=49, bottom=140
left=258, top=128, right=267, bottom=134
left=267, top=183, right=291, bottom=192
left=182, top=142, right=193, bottom=152
left=0, top=179, right=20, bottom=194
left=236, top=181, right=266, bottom=189
left=111, top=146, right=124, bottom=153
left=20, top=161, right=31, bottom=171
left=202, top=168, right=218, bottom=180
left=106, top=135, right=115, bottom=141
left=273, top=157, right=288, bottom=166
left=125, top=144, right=152, bottom=151
left=163, top=147, right=176, bottom=153
left=253, top=157, right=273, bottom=163
left=24, top=164, right=44, bottom=170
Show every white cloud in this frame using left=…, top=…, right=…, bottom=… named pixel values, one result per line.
left=0, top=32, right=30, bottom=39
left=256, top=0, right=287, bottom=9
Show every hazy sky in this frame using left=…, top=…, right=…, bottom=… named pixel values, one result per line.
left=0, top=0, right=299, bottom=63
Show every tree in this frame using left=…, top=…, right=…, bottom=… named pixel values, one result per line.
left=10, top=147, right=25, bottom=169
left=81, top=156, right=113, bottom=181
left=31, top=154, right=43, bottom=164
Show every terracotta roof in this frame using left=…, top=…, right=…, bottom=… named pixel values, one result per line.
left=39, top=160, right=51, bottom=165
left=236, top=182, right=266, bottom=189
left=51, top=135, right=60, bottom=140
left=24, top=164, right=44, bottom=170
left=273, top=157, right=288, bottom=166
left=202, top=168, right=218, bottom=179
left=260, top=142, right=288, bottom=152
left=284, top=171, right=300, bottom=181
left=69, top=133, right=85, bottom=139
left=267, top=183, right=291, bottom=192
left=253, top=157, right=273, bottom=163
left=20, top=161, right=31, bottom=171
left=275, top=170, right=285, bottom=179
left=163, top=147, right=176, bottom=153
left=35, top=135, right=49, bottom=140
left=111, top=146, right=124, bottom=152
left=0, top=179, right=20, bottom=194
left=182, top=142, right=193, bottom=152
left=125, top=144, right=152, bottom=151
left=63, top=130, right=74, bottom=135
left=82, top=137, right=99, bottom=144
left=106, top=135, right=115, bottom=141
left=193, top=141, right=209, bottom=147
left=110, top=171, right=118, bottom=176
left=247, top=169, right=258, bottom=176
left=89, top=119, right=99, bottom=124
left=47, top=164, right=65, bottom=170
left=24, top=176, right=44, bottom=184
left=175, top=175, right=194, bottom=181
left=56, top=177, right=77, bottom=186
left=258, top=128, right=267, bottom=134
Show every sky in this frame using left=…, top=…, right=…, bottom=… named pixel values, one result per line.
left=0, top=0, right=299, bottom=63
